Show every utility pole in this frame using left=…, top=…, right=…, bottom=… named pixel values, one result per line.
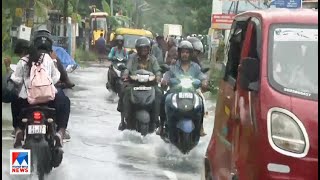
left=135, top=0, right=139, bottom=28
left=110, top=0, right=114, bottom=16
left=63, top=0, right=68, bottom=36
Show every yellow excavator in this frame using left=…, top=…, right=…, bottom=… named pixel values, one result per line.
left=88, top=6, right=109, bottom=51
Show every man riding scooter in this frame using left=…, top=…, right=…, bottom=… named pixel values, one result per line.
left=157, top=40, right=208, bottom=138
left=107, top=35, right=129, bottom=101
left=117, top=37, right=162, bottom=131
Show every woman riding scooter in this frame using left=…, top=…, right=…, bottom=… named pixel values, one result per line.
left=107, top=35, right=129, bottom=101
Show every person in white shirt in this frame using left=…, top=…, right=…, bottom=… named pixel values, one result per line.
left=10, top=38, right=69, bottom=148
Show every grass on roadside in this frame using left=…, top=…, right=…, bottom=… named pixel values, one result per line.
left=74, top=48, right=98, bottom=64
left=207, top=41, right=226, bottom=99
left=74, top=48, right=100, bottom=68
left=208, top=64, right=224, bottom=99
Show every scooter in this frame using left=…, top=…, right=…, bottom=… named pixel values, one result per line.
left=10, top=64, right=63, bottom=180
left=124, top=69, right=158, bottom=136
left=106, top=57, right=127, bottom=100
left=162, top=76, right=205, bottom=154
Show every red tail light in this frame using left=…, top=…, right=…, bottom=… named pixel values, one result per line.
left=33, top=111, right=42, bottom=123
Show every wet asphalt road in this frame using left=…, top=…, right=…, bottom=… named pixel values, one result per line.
left=2, top=62, right=216, bottom=180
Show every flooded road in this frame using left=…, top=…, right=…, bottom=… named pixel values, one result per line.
left=2, top=62, right=216, bottom=180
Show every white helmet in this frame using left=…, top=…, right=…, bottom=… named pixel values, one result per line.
left=187, top=37, right=204, bottom=53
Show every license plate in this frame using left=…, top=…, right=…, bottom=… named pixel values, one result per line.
left=133, top=86, right=152, bottom=91
left=28, top=125, right=46, bottom=134
left=178, top=92, right=193, bottom=99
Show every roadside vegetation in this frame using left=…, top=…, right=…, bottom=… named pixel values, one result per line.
left=74, top=48, right=98, bottom=66
left=207, top=41, right=225, bottom=99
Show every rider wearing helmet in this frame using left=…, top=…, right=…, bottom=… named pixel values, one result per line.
left=9, top=29, right=71, bottom=148
left=157, top=40, right=208, bottom=136
left=187, top=37, right=204, bottom=67
left=165, top=37, right=178, bottom=65
left=187, top=37, right=208, bottom=136
left=151, top=33, right=165, bottom=65
left=108, top=35, right=128, bottom=61
left=33, top=28, right=72, bottom=142
left=117, top=37, right=162, bottom=130
left=33, top=29, right=75, bottom=88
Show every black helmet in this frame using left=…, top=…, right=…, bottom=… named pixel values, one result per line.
left=14, top=39, right=30, bottom=55
left=187, top=37, right=204, bottom=53
left=178, top=40, right=193, bottom=52
left=33, top=28, right=53, bottom=52
left=115, top=35, right=124, bottom=41
left=155, top=33, right=164, bottom=39
left=135, top=37, right=151, bottom=49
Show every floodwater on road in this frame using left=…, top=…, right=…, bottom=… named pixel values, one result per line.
left=2, top=62, right=216, bottom=180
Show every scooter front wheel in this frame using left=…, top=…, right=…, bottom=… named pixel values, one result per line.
left=139, top=123, right=149, bottom=136
left=179, top=132, right=193, bottom=154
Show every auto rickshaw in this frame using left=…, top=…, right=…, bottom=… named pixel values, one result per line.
left=108, top=28, right=153, bottom=54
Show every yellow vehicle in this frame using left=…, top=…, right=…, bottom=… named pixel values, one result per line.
left=89, top=12, right=109, bottom=49
left=110, top=28, right=153, bottom=53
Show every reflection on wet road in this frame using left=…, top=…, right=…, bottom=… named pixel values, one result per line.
left=2, top=62, right=215, bottom=180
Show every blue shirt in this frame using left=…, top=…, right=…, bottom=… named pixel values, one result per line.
left=163, top=60, right=207, bottom=87
left=95, top=37, right=106, bottom=54
left=108, top=47, right=129, bottom=60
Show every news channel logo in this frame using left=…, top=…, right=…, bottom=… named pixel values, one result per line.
left=10, top=149, right=31, bottom=175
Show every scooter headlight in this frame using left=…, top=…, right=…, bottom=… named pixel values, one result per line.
left=148, top=75, right=155, bottom=81
left=130, top=75, right=137, bottom=81
left=136, top=74, right=149, bottom=82
left=117, top=63, right=125, bottom=68
left=180, top=78, right=193, bottom=89
left=267, top=108, right=310, bottom=157
left=117, top=57, right=124, bottom=61
left=172, top=94, right=178, bottom=108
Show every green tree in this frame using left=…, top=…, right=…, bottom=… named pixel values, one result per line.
left=141, top=0, right=212, bottom=35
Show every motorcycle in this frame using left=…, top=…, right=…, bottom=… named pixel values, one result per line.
left=122, top=69, right=159, bottom=136
left=162, top=76, right=204, bottom=154
left=106, top=57, right=127, bottom=98
left=10, top=64, right=63, bottom=180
